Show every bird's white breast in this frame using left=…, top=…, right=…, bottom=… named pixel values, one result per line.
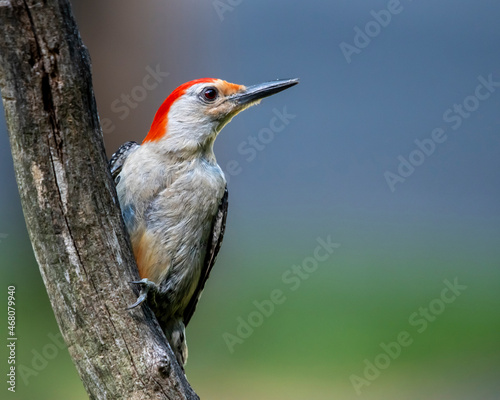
left=117, top=145, right=226, bottom=315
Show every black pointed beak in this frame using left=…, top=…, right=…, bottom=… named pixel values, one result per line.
left=230, top=78, right=299, bottom=106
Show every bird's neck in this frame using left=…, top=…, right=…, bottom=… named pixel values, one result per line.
left=143, top=132, right=217, bottom=165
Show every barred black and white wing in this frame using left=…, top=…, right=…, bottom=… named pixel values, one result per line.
left=109, top=141, right=140, bottom=183
left=183, top=187, right=228, bottom=327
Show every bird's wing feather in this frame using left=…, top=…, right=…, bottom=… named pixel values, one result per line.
left=109, top=141, right=140, bottom=182
left=183, top=186, right=228, bottom=327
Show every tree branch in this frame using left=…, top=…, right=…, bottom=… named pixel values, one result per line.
left=0, top=1, right=198, bottom=398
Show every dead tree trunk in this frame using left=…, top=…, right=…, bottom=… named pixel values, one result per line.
left=0, top=1, right=199, bottom=398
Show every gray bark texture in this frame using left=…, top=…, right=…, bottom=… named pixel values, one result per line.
left=0, top=1, right=199, bottom=399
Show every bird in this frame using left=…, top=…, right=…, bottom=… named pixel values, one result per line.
left=109, top=77, right=299, bottom=368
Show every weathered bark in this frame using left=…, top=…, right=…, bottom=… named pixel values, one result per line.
left=0, top=1, right=198, bottom=399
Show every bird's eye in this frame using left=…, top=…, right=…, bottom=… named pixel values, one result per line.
left=202, top=87, right=218, bottom=101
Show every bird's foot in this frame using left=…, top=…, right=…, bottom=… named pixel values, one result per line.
left=127, top=278, right=158, bottom=309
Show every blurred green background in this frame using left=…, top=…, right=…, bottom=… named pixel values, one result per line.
left=1, top=0, right=499, bottom=399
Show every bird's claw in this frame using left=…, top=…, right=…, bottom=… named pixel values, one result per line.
left=127, top=278, right=157, bottom=310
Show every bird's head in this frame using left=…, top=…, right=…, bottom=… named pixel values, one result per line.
left=142, top=78, right=299, bottom=157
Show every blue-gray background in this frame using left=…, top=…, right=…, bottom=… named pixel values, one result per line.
left=1, top=1, right=499, bottom=398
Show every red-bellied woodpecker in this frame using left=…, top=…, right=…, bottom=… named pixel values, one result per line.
left=109, top=78, right=299, bottom=368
